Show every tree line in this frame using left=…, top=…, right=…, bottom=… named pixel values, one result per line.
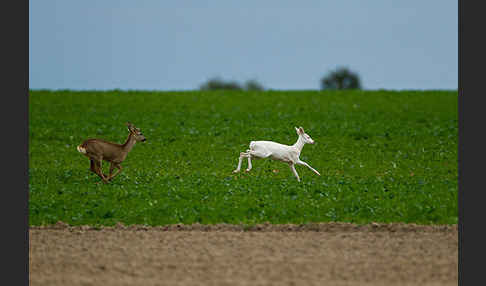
left=199, top=67, right=362, bottom=91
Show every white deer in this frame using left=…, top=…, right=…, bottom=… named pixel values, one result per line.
left=233, top=127, right=321, bottom=182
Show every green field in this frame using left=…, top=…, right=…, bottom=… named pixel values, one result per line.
left=29, top=90, right=458, bottom=226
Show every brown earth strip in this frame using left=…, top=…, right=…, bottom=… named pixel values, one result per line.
left=30, top=222, right=458, bottom=286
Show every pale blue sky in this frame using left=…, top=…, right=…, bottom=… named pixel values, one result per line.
left=29, top=1, right=457, bottom=91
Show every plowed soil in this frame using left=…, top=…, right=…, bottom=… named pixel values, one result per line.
left=29, top=222, right=457, bottom=286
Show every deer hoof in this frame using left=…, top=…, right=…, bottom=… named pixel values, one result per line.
left=245, top=169, right=251, bottom=172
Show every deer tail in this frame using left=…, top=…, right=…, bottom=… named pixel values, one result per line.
left=77, top=145, right=87, bottom=154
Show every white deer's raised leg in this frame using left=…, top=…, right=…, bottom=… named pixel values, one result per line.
left=296, top=159, right=321, bottom=176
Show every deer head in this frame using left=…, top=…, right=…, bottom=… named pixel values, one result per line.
left=295, top=126, right=315, bottom=144
left=127, top=122, right=146, bottom=142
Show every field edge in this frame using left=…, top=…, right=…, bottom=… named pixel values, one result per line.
left=30, top=221, right=458, bottom=233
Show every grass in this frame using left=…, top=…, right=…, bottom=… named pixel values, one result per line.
left=29, top=89, right=458, bottom=226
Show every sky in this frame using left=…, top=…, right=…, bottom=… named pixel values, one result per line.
left=29, top=1, right=458, bottom=91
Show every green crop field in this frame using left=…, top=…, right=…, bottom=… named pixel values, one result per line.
left=29, top=90, right=458, bottom=226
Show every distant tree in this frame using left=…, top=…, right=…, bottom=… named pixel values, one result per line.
left=200, top=77, right=242, bottom=91
left=200, top=78, right=265, bottom=91
left=320, top=67, right=362, bottom=90
left=244, top=79, right=265, bottom=91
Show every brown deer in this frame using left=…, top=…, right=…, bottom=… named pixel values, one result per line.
left=77, top=122, right=146, bottom=183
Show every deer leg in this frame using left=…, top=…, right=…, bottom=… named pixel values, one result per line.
left=289, top=163, right=301, bottom=182
left=89, top=159, right=103, bottom=182
left=246, top=150, right=271, bottom=172
left=247, top=155, right=252, bottom=172
left=245, top=149, right=253, bottom=172
left=233, top=151, right=250, bottom=173
left=108, top=164, right=123, bottom=181
left=107, top=162, right=116, bottom=181
left=93, top=160, right=109, bottom=184
left=109, top=163, right=115, bottom=177
left=296, top=160, right=321, bottom=176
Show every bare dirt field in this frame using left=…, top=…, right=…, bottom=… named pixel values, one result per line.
left=29, top=222, right=457, bottom=286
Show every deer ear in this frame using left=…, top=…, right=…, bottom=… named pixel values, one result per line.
left=127, top=122, right=135, bottom=130
left=298, top=127, right=305, bottom=134
left=126, top=122, right=133, bottom=132
left=295, top=127, right=299, bottom=133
